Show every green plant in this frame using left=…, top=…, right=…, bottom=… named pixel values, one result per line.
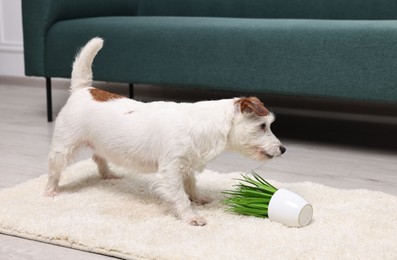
left=222, top=172, right=278, bottom=218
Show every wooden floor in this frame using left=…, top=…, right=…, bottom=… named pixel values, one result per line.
left=0, top=76, right=396, bottom=260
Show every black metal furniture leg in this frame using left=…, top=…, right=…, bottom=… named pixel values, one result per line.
left=129, top=83, right=134, bottom=99
left=46, top=77, right=53, bottom=122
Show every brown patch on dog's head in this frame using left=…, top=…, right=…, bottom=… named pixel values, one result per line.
left=90, top=88, right=124, bottom=102
left=235, top=97, right=269, bottom=116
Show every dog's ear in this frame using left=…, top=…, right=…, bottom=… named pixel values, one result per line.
left=235, top=97, right=269, bottom=116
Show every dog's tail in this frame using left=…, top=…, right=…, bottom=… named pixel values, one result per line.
left=70, top=37, right=104, bottom=91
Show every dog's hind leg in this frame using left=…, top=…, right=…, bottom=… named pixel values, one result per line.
left=92, top=154, right=120, bottom=180
left=45, top=125, right=83, bottom=196
left=45, top=148, right=73, bottom=196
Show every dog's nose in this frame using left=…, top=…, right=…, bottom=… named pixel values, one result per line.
left=279, top=146, right=286, bottom=154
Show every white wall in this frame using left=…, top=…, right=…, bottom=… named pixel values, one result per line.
left=0, top=0, right=24, bottom=76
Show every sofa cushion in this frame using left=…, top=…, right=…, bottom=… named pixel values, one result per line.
left=45, top=17, right=397, bottom=101
left=138, top=0, right=397, bottom=20
left=22, top=0, right=139, bottom=76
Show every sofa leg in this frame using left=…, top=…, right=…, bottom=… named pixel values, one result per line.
left=46, top=77, right=53, bottom=122
left=129, top=83, right=134, bottom=99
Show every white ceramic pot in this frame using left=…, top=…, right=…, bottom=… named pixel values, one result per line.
left=268, top=188, right=313, bottom=227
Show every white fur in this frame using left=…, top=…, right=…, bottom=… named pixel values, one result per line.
left=46, top=37, right=285, bottom=226
left=71, top=37, right=103, bottom=90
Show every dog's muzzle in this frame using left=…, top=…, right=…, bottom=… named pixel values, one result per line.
left=263, top=146, right=286, bottom=159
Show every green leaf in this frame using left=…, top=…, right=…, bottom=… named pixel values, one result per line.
left=251, top=171, right=277, bottom=190
left=222, top=172, right=278, bottom=218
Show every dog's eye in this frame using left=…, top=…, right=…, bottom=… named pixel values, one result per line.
left=260, top=123, right=266, bottom=130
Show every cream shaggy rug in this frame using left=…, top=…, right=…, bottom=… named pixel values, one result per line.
left=1, top=160, right=397, bottom=260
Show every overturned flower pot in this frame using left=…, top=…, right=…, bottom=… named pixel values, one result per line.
left=223, top=172, right=313, bottom=227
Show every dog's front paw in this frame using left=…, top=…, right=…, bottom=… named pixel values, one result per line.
left=187, top=215, right=207, bottom=226
left=180, top=212, right=207, bottom=226
left=102, top=170, right=122, bottom=180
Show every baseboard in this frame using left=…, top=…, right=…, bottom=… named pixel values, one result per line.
left=0, top=52, right=24, bottom=76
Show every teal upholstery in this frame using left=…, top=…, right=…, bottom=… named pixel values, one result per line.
left=22, top=0, right=138, bottom=76
left=138, top=0, right=397, bottom=20
left=22, top=0, right=397, bottom=103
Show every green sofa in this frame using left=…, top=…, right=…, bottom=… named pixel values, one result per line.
left=22, top=0, right=397, bottom=121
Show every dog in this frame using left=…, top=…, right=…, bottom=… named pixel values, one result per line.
left=46, top=38, right=286, bottom=226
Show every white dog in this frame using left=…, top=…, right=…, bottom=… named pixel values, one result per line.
left=46, top=38, right=286, bottom=226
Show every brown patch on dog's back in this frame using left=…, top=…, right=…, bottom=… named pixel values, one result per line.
left=90, top=88, right=124, bottom=102
left=235, top=97, right=269, bottom=116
